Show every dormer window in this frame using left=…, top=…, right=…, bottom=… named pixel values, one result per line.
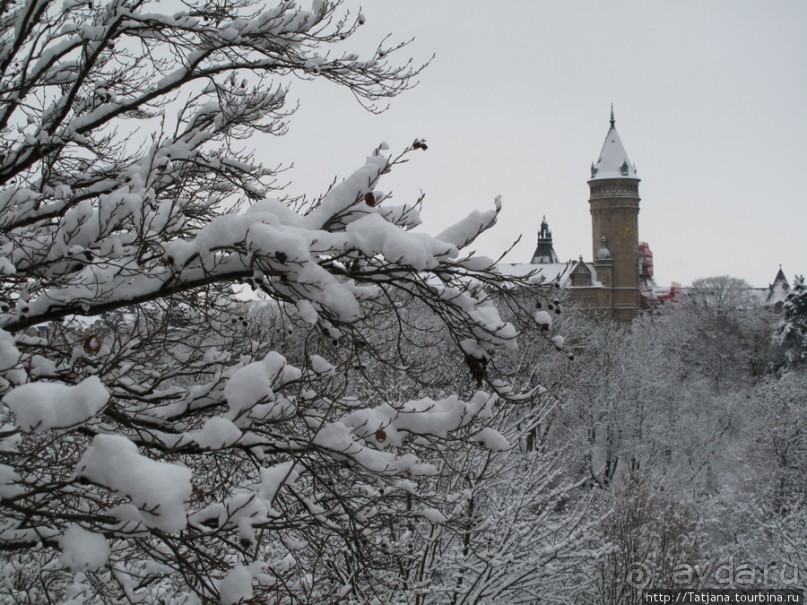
left=620, top=160, right=629, bottom=176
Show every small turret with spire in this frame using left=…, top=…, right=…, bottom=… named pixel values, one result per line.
left=766, top=265, right=790, bottom=305
left=530, top=215, right=560, bottom=264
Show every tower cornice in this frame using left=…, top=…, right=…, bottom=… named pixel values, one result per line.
left=587, top=176, right=641, bottom=201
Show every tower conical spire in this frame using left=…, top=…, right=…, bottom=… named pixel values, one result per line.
left=590, top=107, right=637, bottom=180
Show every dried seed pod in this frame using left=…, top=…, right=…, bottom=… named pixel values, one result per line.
left=83, top=334, right=102, bottom=355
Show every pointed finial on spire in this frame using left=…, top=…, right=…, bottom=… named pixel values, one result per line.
left=610, top=103, right=615, bottom=128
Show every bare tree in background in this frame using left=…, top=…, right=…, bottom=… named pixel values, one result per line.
left=687, top=275, right=753, bottom=314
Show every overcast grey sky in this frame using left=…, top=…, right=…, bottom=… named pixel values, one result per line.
left=266, top=0, right=807, bottom=287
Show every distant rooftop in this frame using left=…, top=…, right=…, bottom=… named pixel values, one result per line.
left=500, top=260, right=602, bottom=289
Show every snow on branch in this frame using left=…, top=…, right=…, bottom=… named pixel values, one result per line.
left=0, top=1, right=557, bottom=603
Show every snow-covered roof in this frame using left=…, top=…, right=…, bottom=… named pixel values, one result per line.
left=590, top=112, right=638, bottom=181
left=747, top=288, right=769, bottom=305
left=499, top=261, right=603, bottom=289
left=766, top=267, right=790, bottom=303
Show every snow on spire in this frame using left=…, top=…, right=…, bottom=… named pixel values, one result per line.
left=766, top=266, right=790, bottom=303
left=590, top=107, right=638, bottom=181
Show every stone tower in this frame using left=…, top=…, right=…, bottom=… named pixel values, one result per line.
left=587, top=108, right=641, bottom=320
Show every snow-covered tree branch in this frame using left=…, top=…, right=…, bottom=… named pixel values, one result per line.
left=0, top=1, right=560, bottom=603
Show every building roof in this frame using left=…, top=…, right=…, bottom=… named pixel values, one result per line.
left=766, top=266, right=790, bottom=304
left=500, top=260, right=602, bottom=289
left=590, top=108, right=638, bottom=181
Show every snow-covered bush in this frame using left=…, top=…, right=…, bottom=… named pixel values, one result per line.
left=0, top=1, right=552, bottom=602
left=325, top=295, right=601, bottom=603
